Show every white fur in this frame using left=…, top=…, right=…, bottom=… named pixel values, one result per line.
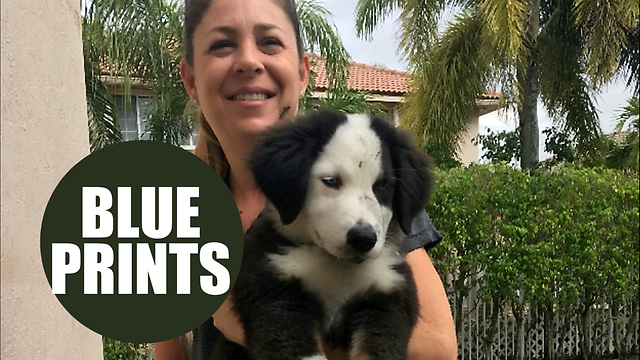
left=268, top=245, right=404, bottom=319
left=300, top=355, right=328, bottom=360
left=280, top=114, right=394, bottom=260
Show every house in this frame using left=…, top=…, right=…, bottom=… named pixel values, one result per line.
left=107, top=55, right=500, bottom=165
left=308, top=54, right=500, bottom=165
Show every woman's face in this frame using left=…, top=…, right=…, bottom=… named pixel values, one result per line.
left=181, top=0, right=310, bottom=146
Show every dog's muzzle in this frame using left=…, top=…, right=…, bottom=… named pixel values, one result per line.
left=346, top=221, right=377, bottom=254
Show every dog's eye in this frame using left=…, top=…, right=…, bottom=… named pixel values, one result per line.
left=373, top=179, right=391, bottom=192
left=321, top=176, right=342, bottom=189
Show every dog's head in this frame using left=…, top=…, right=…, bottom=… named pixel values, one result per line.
left=251, top=108, right=432, bottom=261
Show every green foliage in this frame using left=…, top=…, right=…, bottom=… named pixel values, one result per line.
left=316, top=90, right=385, bottom=115
left=82, top=0, right=191, bottom=151
left=296, top=0, right=351, bottom=92
left=355, top=0, right=639, bottom=168
left=475, top=128, right=521, bottom=165
left=84, top=0, right=353, bottom=151
left=575, top=97, right=639, bottom=172
left=542, top=126, right=576, bottom=165
left=428, top=163, right=640, bottom=353
left=402, top=10, right=493, bottom=154
left=425, top=142, right=463, bottom=170
left=103, top=337, right=148, bottom=360
left=613, top=97, right=640, bottom=171
left=619, top=18, right=639, bottom=95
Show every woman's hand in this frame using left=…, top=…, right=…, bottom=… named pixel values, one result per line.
left=212, top=295, right=246, bottom=345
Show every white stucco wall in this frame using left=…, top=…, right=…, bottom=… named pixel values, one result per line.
left=1, top=0, right=103, bottom=358
left=457, top=115, right=481, bottom=166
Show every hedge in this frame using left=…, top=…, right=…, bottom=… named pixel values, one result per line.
left=427, top=163, right=639, bottom=358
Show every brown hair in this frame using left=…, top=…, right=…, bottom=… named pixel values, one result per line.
left=183, top=0, right=304, bottom=181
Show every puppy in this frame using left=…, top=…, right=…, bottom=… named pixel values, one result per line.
left=206, top=108, right=432, bottom=360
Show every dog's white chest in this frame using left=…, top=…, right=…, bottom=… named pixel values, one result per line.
left=268, top=246, right=405, bottom=316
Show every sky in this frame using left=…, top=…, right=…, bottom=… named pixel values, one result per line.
left=319, top=0, right=636, bottom=161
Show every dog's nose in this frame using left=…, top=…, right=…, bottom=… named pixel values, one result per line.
left=346, top=222, right=377, bottom=254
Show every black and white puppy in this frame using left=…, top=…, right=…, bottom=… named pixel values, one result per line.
left=209, top=108, right=432, bottom=360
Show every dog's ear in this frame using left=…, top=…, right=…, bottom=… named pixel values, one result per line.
left=250, top=124, right=314, bottom=224
left=370, top=116, right=433, bottom=235
left=250, top=109, right=347, bottom=224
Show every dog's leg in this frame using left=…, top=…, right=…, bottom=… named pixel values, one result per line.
left=243, top=310, right=327, bottom=360
left=346, top=286, right=418, bottom=360
left=236, top=286, right=329, bottom=360
left=348, top=312, right=413, bottom=360
left=348, top=316, right=413, bottom=360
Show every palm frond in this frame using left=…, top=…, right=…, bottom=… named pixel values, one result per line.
left=619, top=18, right=639, bottom=95
left=354, top=0, right=402, bottom=40
left=85, top=62, right=123, bottom=152
left=478, top=0, right=529, bottom=65
left=398, top=0, right=447, bottom=71
left=615, top=97, right=639, bottom=132
left=297, top=0, right=351, bottom=92
left=538, top=1, right=601, bottom=155
left=573, top=0, right=639, bottom=88
left=83, top=0, right=191, bottom=148
left=611, top=98, right=639, bottom=171
left=402, top=10, right=493, bottom=153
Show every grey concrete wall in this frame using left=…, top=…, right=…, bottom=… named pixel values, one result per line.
left=1, top=0, right=103, bottom=358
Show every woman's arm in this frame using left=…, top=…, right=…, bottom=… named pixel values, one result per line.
left=406, top=249, right=458, bottom=360
left=170, top=250, right=457, bottom=360
left=154, top=337, right=189, bottom=360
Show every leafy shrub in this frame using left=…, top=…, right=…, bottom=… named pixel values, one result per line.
left=427, top=163, right=639, bottom=356
left=103, top=337, right=148, bottom=360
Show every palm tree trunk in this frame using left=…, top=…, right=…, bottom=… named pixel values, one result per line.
left=518, top=0, right=541, bottom=169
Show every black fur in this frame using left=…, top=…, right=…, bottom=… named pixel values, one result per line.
left=369, top=116, right=432, bottom=234
left=201, top=109, right=431, bottom=360
left=250, top=109, right=347, bottom=224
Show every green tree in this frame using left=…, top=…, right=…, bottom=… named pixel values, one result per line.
left=103, top=337, right=148, bottom=360
left=475, top=128, right=521, bottom=165
left=82, top=0, right=191, bottom=151
left=429, top=164, right=639, bottom=360
left=611, top=97, right=639, bottom=171
left=355, top=0, right=639, bottom=169
left=83, top=0, right=356, bottom=152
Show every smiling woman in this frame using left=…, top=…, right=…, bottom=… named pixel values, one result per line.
left=155, top=0, right=458, bottom=359
left=180, top=0, right=309, bottom=185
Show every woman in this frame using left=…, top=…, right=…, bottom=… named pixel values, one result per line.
left=156, top=0, right=457, bottom=359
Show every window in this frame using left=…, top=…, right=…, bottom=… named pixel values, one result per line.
left=114, top=95, right=151, bottom=141
left=114, top=94, right=198, bottom=149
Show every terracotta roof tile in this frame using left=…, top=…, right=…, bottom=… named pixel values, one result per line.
left=310, top=54, right=409, bottom=95
left=308, top=53, right=500, bottom=100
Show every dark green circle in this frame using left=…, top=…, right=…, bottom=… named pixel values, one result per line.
left=40, top=141, right=243, bottom=343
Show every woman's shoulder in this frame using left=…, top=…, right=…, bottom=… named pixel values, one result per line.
left=401, top=211, right=442, bottom=253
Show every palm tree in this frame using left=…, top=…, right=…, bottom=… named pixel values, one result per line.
left=83, top=0, right=356, bottom=152
left=619, top=18, right=639, bottom=96
left=611, top=97, right=639, bottom=171
left=355, top=0, right=639, bottom=169
left=82, top=0, right=189, bottom=151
